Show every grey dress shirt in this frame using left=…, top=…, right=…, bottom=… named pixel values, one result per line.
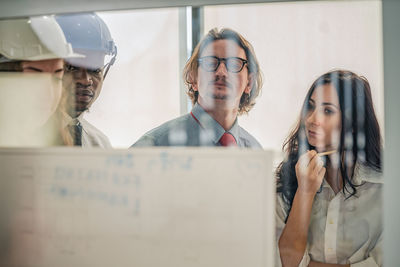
left=132, top=103, right=262, bottom=148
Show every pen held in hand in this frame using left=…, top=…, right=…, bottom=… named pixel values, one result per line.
left=317, top=150, right=337, bottom=156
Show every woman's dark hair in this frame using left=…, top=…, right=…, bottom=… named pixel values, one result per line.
left=276, top=70, right=382, bottom=213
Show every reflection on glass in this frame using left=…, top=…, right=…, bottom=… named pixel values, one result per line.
left=0, top=1, right=386, bottom=266
left=204, top=0, right=383, bottom=151
left=0, top=15, right=81, bottom=146
left=0, top=9, right=181, bottom=148
left=0, top=1, right=383, bottom=150
left=0, top=73, right=62, bottom=146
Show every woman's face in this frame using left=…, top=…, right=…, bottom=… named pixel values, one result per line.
left=305, top=83, right=342, bottom=152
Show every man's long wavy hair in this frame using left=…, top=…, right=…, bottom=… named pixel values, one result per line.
left=183, top=28, right=263, bottom=115
left=276, top=70, right=382, bottom=214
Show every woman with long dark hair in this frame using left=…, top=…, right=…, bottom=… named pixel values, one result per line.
left=276, top=70, right=382, bottom=267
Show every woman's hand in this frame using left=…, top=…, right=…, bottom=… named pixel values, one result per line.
left=279, top=151, right=327, bottom=267
left=295, top=150, right=326, bottom=195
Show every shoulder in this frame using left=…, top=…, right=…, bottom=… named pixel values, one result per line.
left=79, top=118, right=112, bottom=148
left=237, top=126, right=262, bottom=148
left=351, top=163, right=383, bottom=202
left=354, top=163, right=383, bottom=185
left=132, top=113, right=196, bottom=147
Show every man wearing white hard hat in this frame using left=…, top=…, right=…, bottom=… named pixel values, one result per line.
left=54, top=13, right=117, bottom=147
left=0, top=15, right=83, bottom=146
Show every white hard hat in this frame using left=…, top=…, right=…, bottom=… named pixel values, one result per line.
left=0, top=15, right=84, bottom=62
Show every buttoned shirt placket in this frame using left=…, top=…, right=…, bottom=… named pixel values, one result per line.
left=324, top=190, right=341, bottom=263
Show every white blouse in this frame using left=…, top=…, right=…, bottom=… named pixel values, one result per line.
left=275, top=164, right=383, bottom=267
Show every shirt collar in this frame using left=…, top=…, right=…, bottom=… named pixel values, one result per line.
left=191, top=103, right=240, bottom=145
left=353, top=162, right=383, bottom=184
left=58, top=109, right=84, bottom=128
left=320, top=162, right=383, bottom=190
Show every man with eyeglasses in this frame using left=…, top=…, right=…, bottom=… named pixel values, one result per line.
left=133, top=28, right=263, bottom=147
left=53, top=13, right=117, bottom=147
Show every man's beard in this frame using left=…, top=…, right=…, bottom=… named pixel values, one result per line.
left=212, top=93, right=228, bottom=100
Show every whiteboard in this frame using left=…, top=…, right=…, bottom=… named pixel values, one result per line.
left=0, top=147, right=275, bottom=267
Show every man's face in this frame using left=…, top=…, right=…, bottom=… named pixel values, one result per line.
left=21, top=59, right=64, bottom=79
left=61, top=52, right=105, bottom=117
left=193, top=39, right=252, bottom=111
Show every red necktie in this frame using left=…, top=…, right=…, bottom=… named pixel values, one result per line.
left=219, top=132, right=237, bottom=147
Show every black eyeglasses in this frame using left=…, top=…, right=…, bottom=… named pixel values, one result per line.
left=198, top=56, right=248, bottom=73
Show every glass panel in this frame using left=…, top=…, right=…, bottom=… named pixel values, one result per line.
left=0, top=9, right=180, bottom=148
left=86, top=9, right=180, bottom=148
left=204, top=0, right=383, bottom=151
left=0, top=1, right=385, bottom=266
left=199, top=2, right=383, bottom=266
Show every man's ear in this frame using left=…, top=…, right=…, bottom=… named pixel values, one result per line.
left=192, top=79, right=198, bottom=91
left=244, top=73, right=254, bottom=94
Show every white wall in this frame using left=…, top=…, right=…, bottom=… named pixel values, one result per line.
left=204, top=0, right=383, bottom=151
left=85, top=8, right=181, bottom=148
